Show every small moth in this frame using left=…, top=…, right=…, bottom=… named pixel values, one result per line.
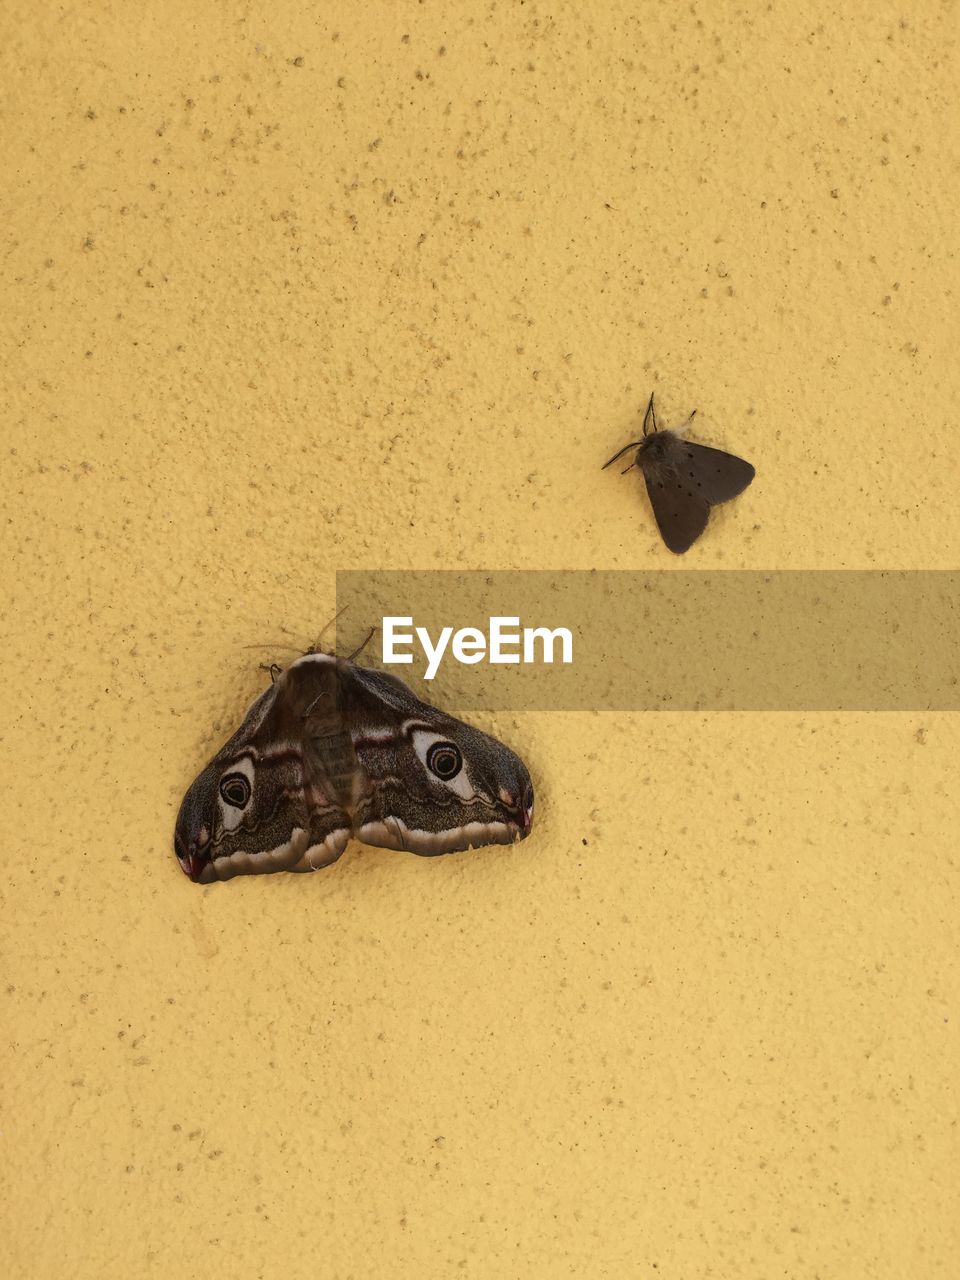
left=603, top=394, right=755, bottom=553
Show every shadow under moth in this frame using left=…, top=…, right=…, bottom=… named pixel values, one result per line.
left=175, top=653, right=534, bottom=883
left=603, top=393, right=755, bottom=553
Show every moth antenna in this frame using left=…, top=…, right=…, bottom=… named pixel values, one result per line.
left=675, top=408, right=697, bottom=438
left=242, top=642, right=304, bottom=653
left=620, top=461, right=637, bottom=475
left=643, top=393, right=657, bottom=437
left=279, top=624, right=315, bottom=649
left=309, top=605, right=349, bottom=653
left=347, top=626, right=378, bottom=662
left=601, top=440, right=642, bottom=470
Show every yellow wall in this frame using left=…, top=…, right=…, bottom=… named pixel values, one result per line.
left=3, top=3, right=957, bottom=1276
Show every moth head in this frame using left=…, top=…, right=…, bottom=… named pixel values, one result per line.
left=639, top=429, right=672, bottom=461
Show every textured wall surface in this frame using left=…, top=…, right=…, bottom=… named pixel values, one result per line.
left=2, top=2, right=958, bottom=1277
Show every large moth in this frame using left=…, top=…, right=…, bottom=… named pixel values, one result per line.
left=174, top=653, right=535, bottom=883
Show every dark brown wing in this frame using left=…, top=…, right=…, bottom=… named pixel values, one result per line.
left=636, top=430, right=753, bottom=552
left=642, top=468, right=711, bottom=553
left=674, top=440, right=754, bottom=506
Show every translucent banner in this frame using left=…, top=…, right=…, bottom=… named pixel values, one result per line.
left=334, top=571, right=960, bottom=711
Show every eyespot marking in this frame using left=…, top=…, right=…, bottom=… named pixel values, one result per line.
left=426, top=741, right=462, bottom=780
left=220, top=772, right=252, bottom=808
left=410, top=729, right=477, bottom=801
left=216, top=756, right=255, bottom=832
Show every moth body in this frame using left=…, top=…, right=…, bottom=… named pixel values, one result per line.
left=635, top=429, right=679, bottom=476
left=309, top=726, right=361, bottom=809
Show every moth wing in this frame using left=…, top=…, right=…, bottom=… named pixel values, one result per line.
left=679, top=441, right=755, bottom=506
left=643, top=469, right=711, bottom=554
left=336, top=662, right=469, bottom=855
left=336, top=662, right=531, bottom=856
left=176, top=664, right=354, bottom=882
left=342, top=661, right=435, bottom=718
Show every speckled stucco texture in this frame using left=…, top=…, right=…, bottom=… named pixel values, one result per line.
left=2, top=3, right=958, bottom=1277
